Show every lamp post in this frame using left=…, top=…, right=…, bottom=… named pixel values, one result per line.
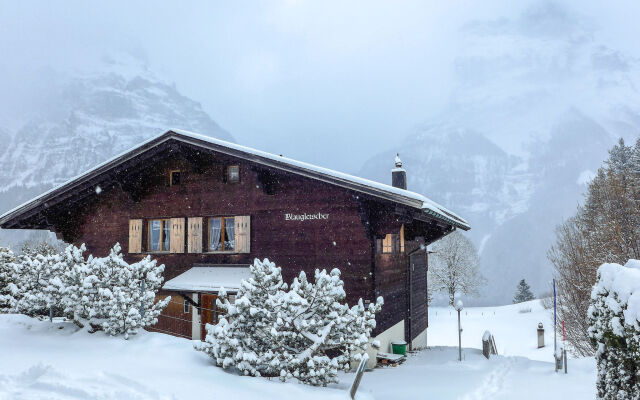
left=455, top=299, right=464, bottom=362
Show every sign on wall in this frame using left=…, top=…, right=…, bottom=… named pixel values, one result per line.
left=284, top=212, right=329, bottom=221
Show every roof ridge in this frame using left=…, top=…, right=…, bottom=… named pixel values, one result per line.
left=0, top=129, right=470, bottom=230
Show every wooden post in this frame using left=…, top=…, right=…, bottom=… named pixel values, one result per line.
left=482, top=331, right=493, bottom=359
left=457, top=309, right=462, bottom=362
left=350, top=353, right=369, bottom=400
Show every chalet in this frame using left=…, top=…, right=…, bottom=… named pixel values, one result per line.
left=0, top=129, right=469, bottom=356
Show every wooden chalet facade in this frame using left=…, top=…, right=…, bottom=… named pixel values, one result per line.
left=0, top=129, right=469, bottom=354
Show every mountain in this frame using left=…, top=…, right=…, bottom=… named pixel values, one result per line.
left=358, top=3, right=640, bottom=305
left=0, top=65, right=232, bottom=247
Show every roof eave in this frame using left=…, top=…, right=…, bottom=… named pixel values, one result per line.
left=0, top=129, right=470, bottom=231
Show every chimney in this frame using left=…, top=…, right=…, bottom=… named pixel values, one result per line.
left=391, top=153, right=407, bottom=190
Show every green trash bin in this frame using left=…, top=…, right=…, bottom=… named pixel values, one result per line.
left=391, top=340, right=407, bottom=356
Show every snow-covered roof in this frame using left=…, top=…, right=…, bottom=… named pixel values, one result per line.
left=163, top=265, right=251, bottom=292
left=0, top=129, right=469, bottom=230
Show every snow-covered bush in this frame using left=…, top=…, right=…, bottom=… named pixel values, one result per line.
left=0, top=247, right=17, bottom=312
left=196, top=258, right=382, bottom=386
left=587, top=260, right=640, bottom=399
left=67, top=243, right=170, bottom=339
left=5, top=242, right=168, bottom=339
left=11, top=243, right=67, bottom=317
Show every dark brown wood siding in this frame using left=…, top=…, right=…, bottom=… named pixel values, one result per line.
left=68, top=154, right=375, bottom=337
left=409, top=250, right=428, bottom=341
left=373, top=252, right=407, bottom=336
left=46, top=147, right=445, bottom=341
left=147, top=292, right=192, bottom=339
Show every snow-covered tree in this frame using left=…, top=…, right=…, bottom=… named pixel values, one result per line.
left=428, top=231, right=485, bottom=306
left=0, top=247, right=17, bottom=312
left=587, top=260, right=640, bottom=399
left=11, top=244, right=66, bottom=317
left=6, top=241, right=168, bottom=339
left=513, top=279, right=535, bottom=303
left=70, top=243, right=170, bottom=338
left=196, top=258, right=382, bottom=386
left=550, top=137, right=640, bottom=355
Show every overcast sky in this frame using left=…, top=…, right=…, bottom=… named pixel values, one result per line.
left=1, top=1, right=639, bottom=172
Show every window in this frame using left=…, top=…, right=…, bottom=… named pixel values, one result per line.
left=149, top=219, right=171, bottom=252
left=382, top=234, right=395, bottom=253
left=170, top=170, right=181, bottom=186
left=381, top=233, right=405, bottom=254
left=184, top=298, right=190, bottom=313
left=227, top=165, right=239, bottom=183
left=208, top=217, right=235, bottom=252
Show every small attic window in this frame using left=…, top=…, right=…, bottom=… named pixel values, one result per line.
left=170, top=170, right=181, bottom=186
left=227, top=165, right=240, bottom=183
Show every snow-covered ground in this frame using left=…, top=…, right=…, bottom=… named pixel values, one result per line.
left=0, top=300, right=595, bottom=399
left=354, top=300, right=596, bottom=399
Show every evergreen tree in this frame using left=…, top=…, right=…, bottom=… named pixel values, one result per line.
left=6, top=242, right=169, bottom=339
left=549, top=137, right=640, bottom=355
left=512, top=279, right=535, bottom=303
left=196, top=258, right=382, bottom=386
left=0, top=247, right=17, bottom=312
left=12, top=245, right=66, bottom=317
left=68, top=243, right=170, bottom=338
left=587, top=261, right=640, bottom=399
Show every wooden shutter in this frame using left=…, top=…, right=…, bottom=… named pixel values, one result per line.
left=128, top=219, right=142, bottom=253
left=235, top=215, right=251, bottom=253
left=376, top=238, right=383, bottom=254
left=170, top=218, right=185, bottom=253
left=187, top=217, right=203, bottom=253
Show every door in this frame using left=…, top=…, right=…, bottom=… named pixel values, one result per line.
left=200, top=293, right=220, bottom=340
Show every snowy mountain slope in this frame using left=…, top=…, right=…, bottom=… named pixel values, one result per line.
left=0, top=73, right=231, bottom=193
left=0, top=67, right=232, bottom=246
left=358, top=3, right=640, bottom=305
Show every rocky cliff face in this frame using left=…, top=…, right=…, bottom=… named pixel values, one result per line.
left=0, top=69, right=232, bottom=246
left=359, top=3, right=640, bottom=305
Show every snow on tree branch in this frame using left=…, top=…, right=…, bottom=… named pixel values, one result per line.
left=587, top=259, right=640, bottom=398
left=195, top=258, right=382, bottom=386
left=428, top=231, right=485, bottom=306
left=0, top=242, right=169, bottom=339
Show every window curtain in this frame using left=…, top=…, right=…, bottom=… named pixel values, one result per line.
left=150, top=220, right=161, bottom=251
left=225, top=218, right=235, bottom=250
left=209, top=218, right=222, bottom=251
left=162, top=220, right=171, bottom=251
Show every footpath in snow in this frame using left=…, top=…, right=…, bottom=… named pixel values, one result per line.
left=0, top=300, right=595, bottom=399
left=348, top=300, right=596, bottom=399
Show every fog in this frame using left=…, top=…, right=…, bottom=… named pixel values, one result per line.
left=1, top=1, right=638, bottom=172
